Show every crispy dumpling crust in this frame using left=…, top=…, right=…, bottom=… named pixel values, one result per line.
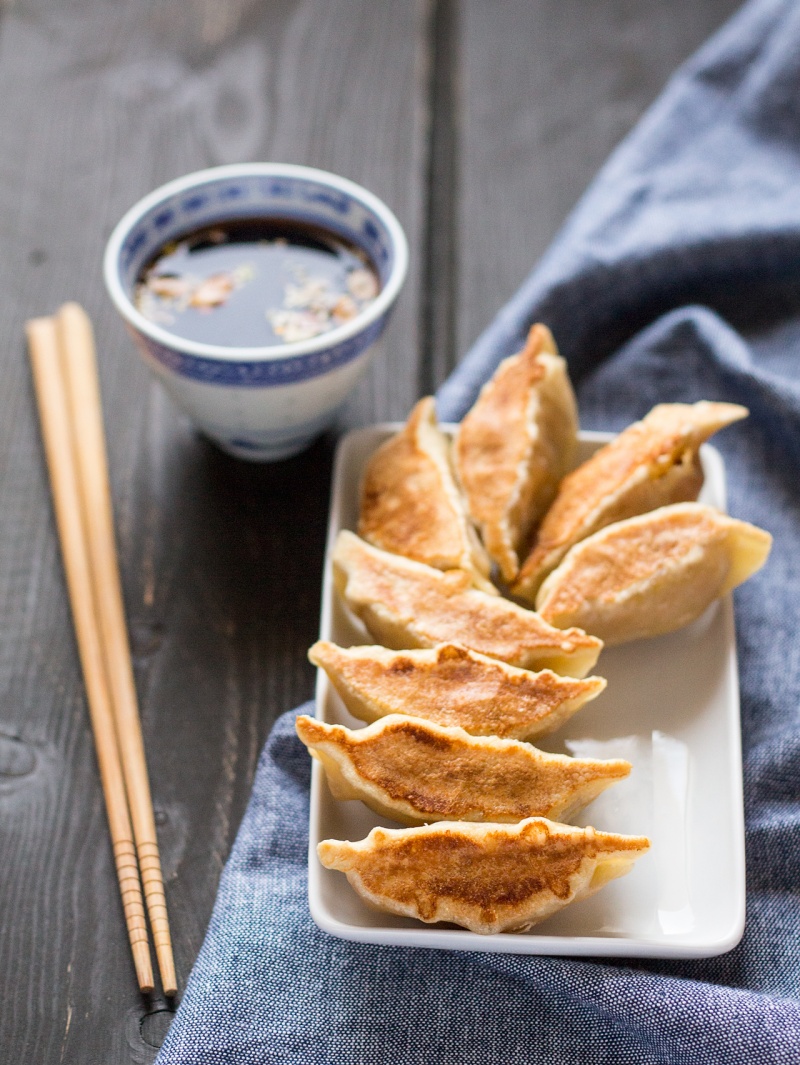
left=297, top=713, right=630, bottom=826
left=536, top=502, right=772, bottom=644
left=359, top=397, right=495, bottom=593
left=455, top=324, right=578, bottom=583
left=513, top=401, right=748, bottom=601
left=333, top=530, right=602, bottom=677
left=318, top=818, right=650, bottom=934
left=309, top=641, right=605, bottom=739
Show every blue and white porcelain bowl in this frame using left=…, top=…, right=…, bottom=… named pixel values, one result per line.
left=104, top=164, right=408, bottom=460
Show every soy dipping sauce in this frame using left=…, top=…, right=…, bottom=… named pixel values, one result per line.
left=134, top=217, right=380, bottom=348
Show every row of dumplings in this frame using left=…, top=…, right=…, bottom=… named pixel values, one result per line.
left=298, top=643, right=648, bottom=934
left=300, top=324, right=771, bottom=936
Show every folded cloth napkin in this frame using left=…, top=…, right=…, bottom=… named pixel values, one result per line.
left=157, top=1, right=800, bottom=1061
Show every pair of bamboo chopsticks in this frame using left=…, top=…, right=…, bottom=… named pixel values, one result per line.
left=26, top=304, right=176, bottom=997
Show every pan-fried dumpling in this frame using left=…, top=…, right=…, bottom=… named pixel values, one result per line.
left=333, top=530, right=602, bottom=677
left=309, top=641, right=605, bottom=739
left=318, top=818, right=650, bottom=934
left=455, top=324, right=578, bottom=583
left=536, top=503, right=772, bottom=644
left=359, top=397, right=495, bottom=593
left=513, top=401, right=748, bottom=601
left=297, top=713, right=630, bottom=826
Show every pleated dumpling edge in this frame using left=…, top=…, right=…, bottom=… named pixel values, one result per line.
left=332, top=530, right=603, bottom=677
left=358, top=396, right=496, bottom=594
left=297, top=712, right=631, bottom=826
left=455, top=323, right=578, bottom=584
left=317, top=818, right=650, bottom=935
left=513, top=400, right=749, bottom=602
left=536, top=502, right=772, bottom=644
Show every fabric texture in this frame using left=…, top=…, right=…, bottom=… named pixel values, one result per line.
left=157, top=1, right=800, bottom=1061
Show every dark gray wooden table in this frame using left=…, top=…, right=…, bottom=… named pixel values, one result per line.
left=0, top=2, right=741, bottom=1061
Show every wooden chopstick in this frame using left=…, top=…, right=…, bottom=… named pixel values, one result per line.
left=54, top=303, right=177, bottom=997
left=26, top=315, right=155, bottom=994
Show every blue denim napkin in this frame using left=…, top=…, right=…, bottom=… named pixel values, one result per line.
left=157, top=1, right=800, bottom=1061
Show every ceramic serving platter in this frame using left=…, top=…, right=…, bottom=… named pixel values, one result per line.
left=307, top=426, right=746, bottom=958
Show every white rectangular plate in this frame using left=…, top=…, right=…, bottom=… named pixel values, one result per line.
left=308, top=427, right=746, bottom=958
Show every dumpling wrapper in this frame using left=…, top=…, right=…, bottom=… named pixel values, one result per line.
left=333, top=530, right=602, bottom=677
left=536, top=503, right=772, bottom=644
left=297, top=713, right=630, bottom=826
left=514, top=401, right=749, bottom=601
left=455, top=323, right=578, bottom=583
left=318, top=818, right=650, bottom=934
left=359, top=397, right=495, bottom=593
left=309, top=640, right=605, bottom=740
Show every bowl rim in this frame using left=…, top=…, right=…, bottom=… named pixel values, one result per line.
left=103, top=163, right=409, bottom=363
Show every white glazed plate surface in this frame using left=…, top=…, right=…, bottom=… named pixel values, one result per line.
left=308, top=427, right=746, bottom=958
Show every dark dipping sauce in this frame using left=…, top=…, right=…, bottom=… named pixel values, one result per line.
left=134, top=217, right=381, bottom=348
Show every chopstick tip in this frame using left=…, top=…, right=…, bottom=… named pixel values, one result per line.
left=159, top=952, right=178, bottom=998
left=25, top=315, right=56, bottom=340
left=58, top=300, right=88, bottom=320
left=133, top=941, right=155, bottom=994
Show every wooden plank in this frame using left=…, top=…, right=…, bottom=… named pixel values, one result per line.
left=0, top=1, right=428, bottom=1061
left=454, top=0, right=743, bottom=368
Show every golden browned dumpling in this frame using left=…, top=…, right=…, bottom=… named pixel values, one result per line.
left=318, top=818, right=650, bottom=934
left=513, top=401, right=748, bottom=601
left=536, top=503, right=772, bottom=644
left=333, top=530, right=602, bottom=677
left=359, top=397, right=495, bottom=593
left=309, top=641, right=605, bottom=739
left=455, top=324, right=578, bottom=583
left=297, top=714, right=630, bottom=826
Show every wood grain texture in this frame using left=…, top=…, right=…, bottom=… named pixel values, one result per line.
left=0, top=1, right=427, bottom=1061
left=0, top=0, right=747, bottom=1061
left=454, top=0, right=743, bottom=368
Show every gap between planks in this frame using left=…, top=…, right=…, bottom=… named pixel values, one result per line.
left=419, top=0, right=460, bottom=398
